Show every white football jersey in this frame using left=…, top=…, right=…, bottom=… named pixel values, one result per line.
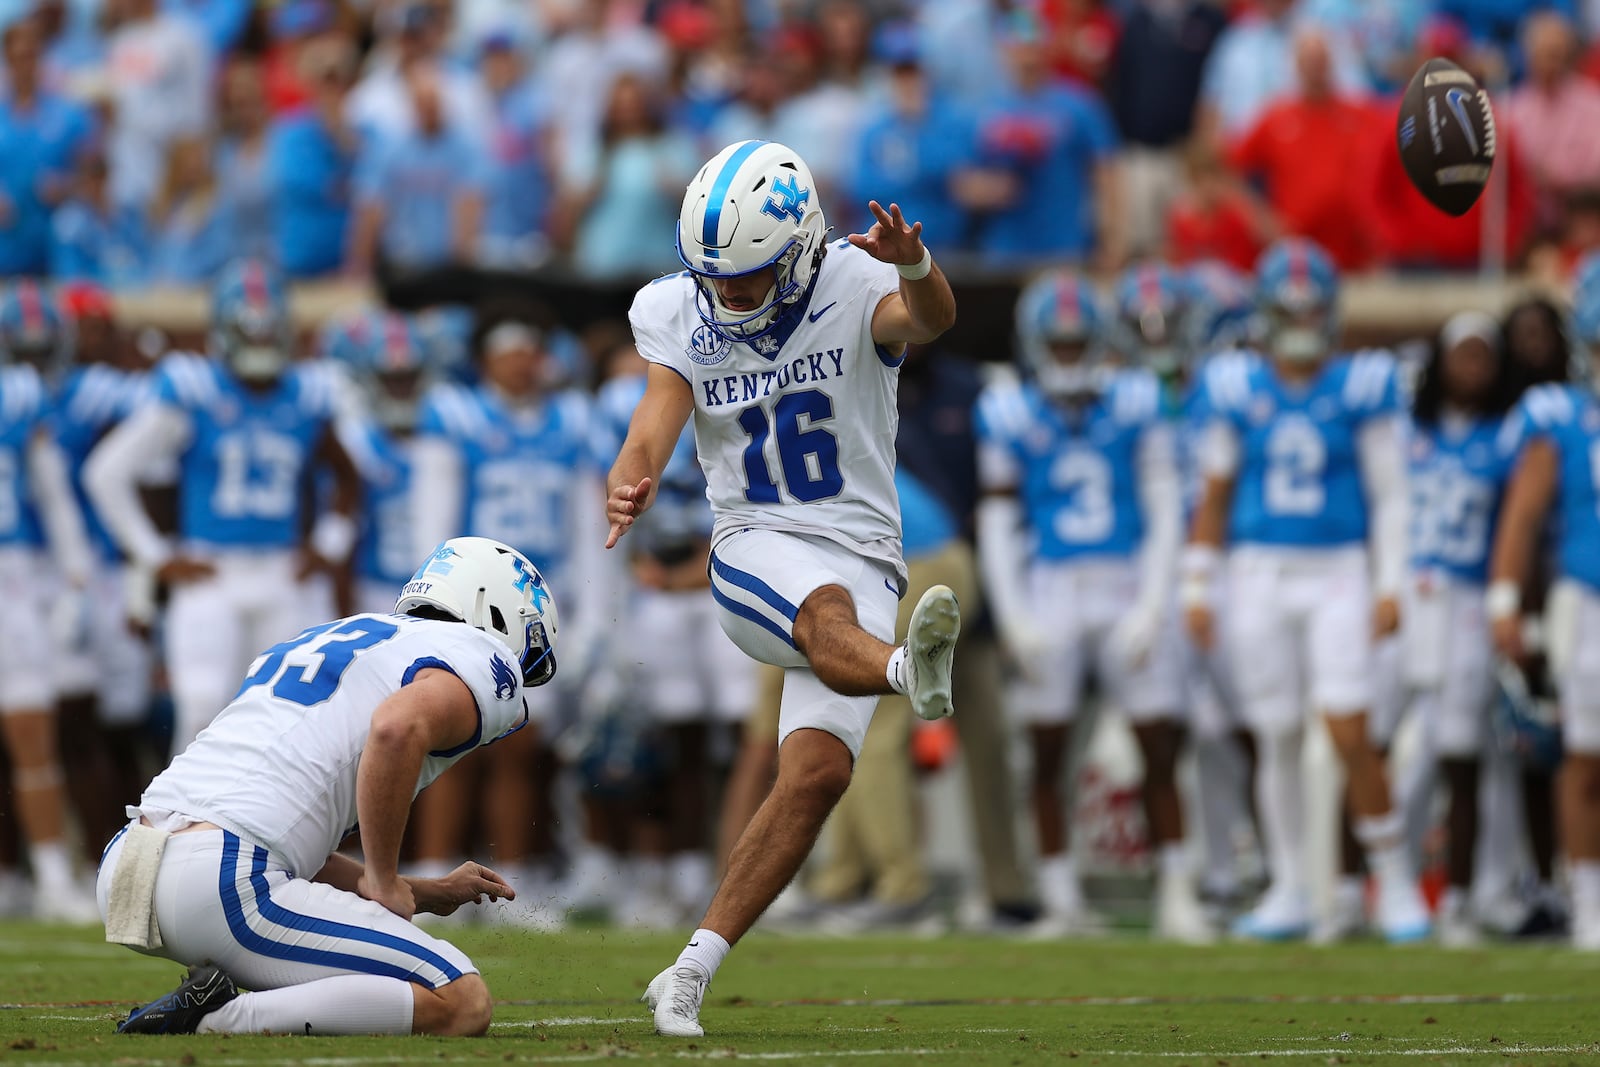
left=630, top=241, right=907, bottom=578
left=137, top=614, right=527, bottom=878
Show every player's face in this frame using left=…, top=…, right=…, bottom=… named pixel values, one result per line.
left=1440, top=336, right=1498, bottom=407
left=1047, top=338, right=1090, bottom=365
left=483, top=340, right=543, bottom=399
left=709, top=267, right=778, bottom=314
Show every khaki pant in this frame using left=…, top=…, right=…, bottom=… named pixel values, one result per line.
left=743, top=541, right=1027, bottom=907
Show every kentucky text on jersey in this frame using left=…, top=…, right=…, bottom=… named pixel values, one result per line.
left=698, top=349, right=847, bottom=408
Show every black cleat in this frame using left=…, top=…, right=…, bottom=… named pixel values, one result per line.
left=118, top=963, right=239, bottom=1034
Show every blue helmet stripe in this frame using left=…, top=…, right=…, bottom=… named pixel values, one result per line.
left=701, top=140, right=768, bottom=259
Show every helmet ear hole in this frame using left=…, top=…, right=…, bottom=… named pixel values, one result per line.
left=489, top=605, right=507, bottom=634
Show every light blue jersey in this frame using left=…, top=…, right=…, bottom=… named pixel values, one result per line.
left=419, top=383, right=594, bottom=576
left=153, top=353, right=341, bottom=549
left=975, top=370, right=1163, bottom=562
left=51, top=363, right=134, bottom=560
left=1198, top=350, right=1399, bottom=547
left=1406, top=414, right=1514, bottom=584
left=0, top=365, right=48, bottom=547
left=594, top=374, right=710, bottom=562
left=1507, top=384, right=1600, bottom=591
left=347, top=422, right=417, bottom=587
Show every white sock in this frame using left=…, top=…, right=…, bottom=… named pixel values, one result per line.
left=886, top=646, right=908, bottom=695
left=29, top=841, right=73, bottom=891
left=669, top=852, right=713, bottom=910
left=1572, top=861, right=1600, bottom=910
left=1194, top=736, right=1244, bottom=896
left=1355, top=812, right=1412, bottom=889
left=675, top=927, right=731, bottom=980
left=1254, top=729, right=1307, bottom=899
left=1440, top=886, right=1468, bottom=919
left=1158, top=842, right=1190, bottom=881
left=1037, top=852, right=1084, bottom=915
left=197, top=974, right=415, bottom=1035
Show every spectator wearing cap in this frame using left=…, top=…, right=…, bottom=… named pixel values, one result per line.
left=1227, top=27, right=1380, bottom=270
left=349, top=66, right=489, bottom=277
left=1105, top=0, right=1228, bottom=257
left=217, top=56, right=276, bottom=265
left=0, top=13, right=95, bottom=274
left=553, top=71, right=696, bottom=280
left=1504, top=11, right=1600, bottom=227
left=346, top=0, right=494, bottom=150
left=1196, top=0, right=1368, bottom=141
left=268, top=34, right=360, bottom=278
left=50, top=145, right=148, bottom=288
left=849, top=25, right=970, bottom=248
left=961, top=13, right=1123, bottom=267
left=478, top=29, right=554, bottom=269
left=105, top=0, right=212, bottom=209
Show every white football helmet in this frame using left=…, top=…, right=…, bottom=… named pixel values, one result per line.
left=395, top=536, right=559, bottom=687
left=675, top=139, right=828, bottom=343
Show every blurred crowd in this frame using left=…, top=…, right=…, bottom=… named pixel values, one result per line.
left=3, top=0, right=1600, bottom=289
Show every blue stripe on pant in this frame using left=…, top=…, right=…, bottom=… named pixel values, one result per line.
left=217, top=832, right=463, bottom=986
left=709, top=551, right=799, bottom=648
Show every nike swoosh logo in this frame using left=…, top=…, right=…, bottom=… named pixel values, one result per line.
left=687, top=941, right=699, bottom=947
left=1444, top=88, right=1479, bottom=156
left=809, top=302, right=838, bottom=323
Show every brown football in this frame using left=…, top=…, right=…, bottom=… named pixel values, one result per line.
left=1396, top=57, right=1497, bottom=217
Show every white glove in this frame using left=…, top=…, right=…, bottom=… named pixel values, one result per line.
left=1000, top=618, right=1053, bottom=683
left=1110, top=604, right=1163, bottom=670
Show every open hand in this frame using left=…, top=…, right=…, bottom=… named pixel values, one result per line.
left=605, top=476, right=652, bottom=549
left=409, top=861, right=515, bottom=917
left=848, top=201, right=925, bottom=267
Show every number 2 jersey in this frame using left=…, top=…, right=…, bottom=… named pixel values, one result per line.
left=136, top=613, right=528, bottom=878
left=1195, top=349, right=1400, bottom=547
left=629, top=241, right=907, bottom=580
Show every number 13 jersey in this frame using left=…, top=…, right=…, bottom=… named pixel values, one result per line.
left=629, top=241, right=906, bottom=579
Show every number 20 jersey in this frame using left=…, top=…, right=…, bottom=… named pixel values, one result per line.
left=137, top=614, right=527, bottom=878
left=629, top=241, right=906, bottom=577
left=1195, top=349, right=1400, bottom=547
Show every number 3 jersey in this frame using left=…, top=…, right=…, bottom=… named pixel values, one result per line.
left=629, top=241, right=907, bottom=579
left=974, top=370, right=1165, bottom=561
left=1195, top=349, right=1400, bottom=547
left=137, top=614, right=528, bottom=878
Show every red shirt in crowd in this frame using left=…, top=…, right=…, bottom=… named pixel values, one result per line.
left=1166, top=189, right=1265, bottom=271
left=1037, top=0, right=1120, bottom=88
left=1229, top=93, right=1382, bottom=270
left=1364, top=97, right=1533, bottom=269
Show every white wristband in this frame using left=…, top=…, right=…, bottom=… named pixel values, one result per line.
left=1485, top=579, right=1521, bottom=622
left=896, top=246, right=933, bottom=280
left=311, top=512, right=358, bottom=563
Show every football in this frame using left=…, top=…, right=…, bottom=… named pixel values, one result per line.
left=1396, top=57, right=1497, bottom=216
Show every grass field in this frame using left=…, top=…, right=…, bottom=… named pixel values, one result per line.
left=2, top=921, right=1598, bottom=1066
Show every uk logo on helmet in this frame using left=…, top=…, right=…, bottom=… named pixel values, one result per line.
left=761, top=174, right=810, bottom=224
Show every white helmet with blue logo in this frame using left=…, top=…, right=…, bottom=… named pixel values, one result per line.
left=395, top=536, right=559, bottom=688
left=676, top=139, right=828, bottom=343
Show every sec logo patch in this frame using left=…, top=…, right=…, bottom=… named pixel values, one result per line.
left=687, top=325, right=731, bottom=366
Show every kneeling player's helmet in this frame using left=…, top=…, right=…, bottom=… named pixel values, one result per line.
left=1014, top=269, right=1106, bottom=397
left=675, top=139, right=828, bottom=344
left=1255, top=238, right=1339, bottom=365
left=396, top=537, right=560, bottom=688
left=211, top=259, right=292, bottom=383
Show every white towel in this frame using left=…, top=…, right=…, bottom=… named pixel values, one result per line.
left=103, top=825, right=168, bottom=949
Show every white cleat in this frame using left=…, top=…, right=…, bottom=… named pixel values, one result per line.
left=1375, top=879, right=1432, bottom=944
left=34, top=881, right=100, bottom=924
left=1155, top=872, right=1217, bottom=945
left=905, top=585, right=960, bottom=721
left=643, top=964, right=708, bottom=1037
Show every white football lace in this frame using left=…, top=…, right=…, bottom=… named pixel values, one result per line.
left=670, top=969, right=706, bottom=1017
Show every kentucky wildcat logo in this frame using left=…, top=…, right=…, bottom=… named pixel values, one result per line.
left=490, top=655, right=518, bottom=701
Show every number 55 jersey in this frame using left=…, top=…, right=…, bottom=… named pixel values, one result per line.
left=628, top=240, right=907, bottom=582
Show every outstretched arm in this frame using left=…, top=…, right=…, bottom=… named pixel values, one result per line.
left=606, top=363, right=694, bottom=549
left=857, top=201, right=958, bottom=349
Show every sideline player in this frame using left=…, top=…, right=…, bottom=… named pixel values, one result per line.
left=609, top=139, right=959, bottom=1036
left=100, top=536, right=558, bottom=1035
left=83, top=260, right=362, bottom=755
left=1183, top=239, right=1430, bottom=941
